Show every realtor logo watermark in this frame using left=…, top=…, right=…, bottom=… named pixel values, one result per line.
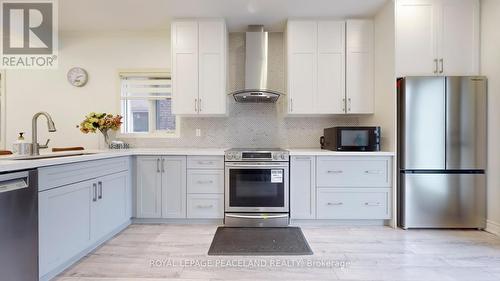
left=0, top=0, right=58, bottom=69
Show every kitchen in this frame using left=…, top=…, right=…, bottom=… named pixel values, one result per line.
left=0, top=0, right=500, bottom=280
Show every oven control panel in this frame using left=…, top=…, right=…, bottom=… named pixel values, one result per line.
left=225, top=150, right=289, bottom=162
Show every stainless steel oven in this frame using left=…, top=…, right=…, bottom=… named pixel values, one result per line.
left=224, top=149, right=289, bottom=227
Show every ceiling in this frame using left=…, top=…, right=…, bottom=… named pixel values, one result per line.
left=59, top=0, right=388, bottom=32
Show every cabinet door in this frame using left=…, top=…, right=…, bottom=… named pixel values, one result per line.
left=198, top=20, right=227, bottom=115
left=346, top=20, right=374, bottom=114
left=92, top=171, right=129, bottom=242
left=396, top=0, right=438, bottom=76
left=317, top=21, right=345, bottom=114
left=438, top=0, right=479, bottom=75
left=162, top=156, right=187, bottom=218
left=290, top=156, right=316, bottom=219
left=136, top=156, right=162, bottom=218
left=287, top=21, right=317, bottom=114
left=172, top=21, right=199, bottom=115
left=39, top=180, right=93, bottom=277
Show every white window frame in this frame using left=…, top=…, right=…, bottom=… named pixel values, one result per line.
left=0, top=70, right=6, bottom=149
left=117, top=69, right=180, bottom=138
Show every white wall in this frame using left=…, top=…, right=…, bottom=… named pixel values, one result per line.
left=481, top=0, right=500, bottom=235
left=361, top=0, right=396, bottom=152
left=4, top=31, right=170, bottom=150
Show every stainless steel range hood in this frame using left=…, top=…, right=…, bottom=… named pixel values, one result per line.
left=232, top=25, right=282, bottom=103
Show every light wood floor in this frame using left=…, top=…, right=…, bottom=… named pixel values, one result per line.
left=55, top=224, right=500, bottom=281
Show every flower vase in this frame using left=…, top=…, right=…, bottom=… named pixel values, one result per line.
left=100, top=129, right=110, bottom=148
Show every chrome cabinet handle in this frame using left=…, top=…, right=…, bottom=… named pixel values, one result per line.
left=342, top=97, right=346, bottom=112
left=327, top=170, right=343, bottom=174
left=197, top=180, right=214, bottom=184
left=196, top=204, right=214, bottom=209
left=364, top=170, right=382, bottom=174
left=365, top=202, right=382, bottom=206
left=161, top=158, right=165, bottom=172
left=92, top=183, right=97, bottom=202
left=198, top=98, right=202, bottom=112
left=327, top=202, right=343, bottom=206
left=439, top=58, right=444, bottom=74
left=434, top=58, right=438, bottom=74
left=194, top=98, right=198, bottom=112
left=197, top=161, right=213, bottom=165
left=156, top=158, right=160, bottom=173
left=98, top=181, right=102, bottom=199
left=290, top=98, right=293, bottom=112
left=348, top=98, right=351, bottom=112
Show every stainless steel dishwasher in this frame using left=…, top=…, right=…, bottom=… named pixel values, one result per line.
left=0, top=170, right=38, bottom=281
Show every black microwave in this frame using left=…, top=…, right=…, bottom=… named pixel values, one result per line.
left=320, top=126, right=381, bottom=151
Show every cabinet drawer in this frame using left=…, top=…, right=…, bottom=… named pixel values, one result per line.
left=187, top=170, right=224, bottom=194
left=316, top=156, right=391, bottom=187
left=39, top=157, right=130, bottom=191
left=316, top=188, right=391, bottom=219
left=187, top=156, right=224, bottom=169
left=187, top=194, right=224, bottom=218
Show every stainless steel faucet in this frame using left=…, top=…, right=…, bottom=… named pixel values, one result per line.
left=31, top=112, right=56, bottom=156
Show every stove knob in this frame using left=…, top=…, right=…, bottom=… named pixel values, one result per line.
left=273, top=154, right=278, bottom=160
left=227, top=154, right=233, bottom=160
left=280, top=153, right=287, bottom=160
left=234, top=154, right=241, bottom=160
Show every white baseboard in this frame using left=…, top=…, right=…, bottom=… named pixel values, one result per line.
left=132, top=218, right=223, bottom=225
left=486, top=219, right=500, bottom=237
left=290, top=219, right=388, bottom=226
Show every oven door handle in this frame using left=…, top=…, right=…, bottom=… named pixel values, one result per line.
left=225, top=214, right=289, bottom=219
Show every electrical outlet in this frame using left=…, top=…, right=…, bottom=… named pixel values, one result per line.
left=196, top=129, right=201, bottom=137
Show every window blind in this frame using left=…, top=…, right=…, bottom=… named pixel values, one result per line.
left=120, top=74, right=171, bottom=99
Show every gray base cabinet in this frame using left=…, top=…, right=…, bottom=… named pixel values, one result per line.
left=136, top=156, right=187, bottom=218
left=290, top=156, right=316, bottom=219
left=290, top=155, right=393, bottom=220
left=38, top=157, right=131, bottom=279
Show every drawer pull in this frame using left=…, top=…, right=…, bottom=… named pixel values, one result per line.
left=196, top=204, right=214, bottom=209
left=197, top=180, right=214, bottom=184
left=365, top=202, right=382, bottom=206
left=364, top=170, right=382, bottom=174
left=327, top=170, right=343, bottom=174
left=198, top=161, right=214, bottom=165
left=327, top=202, right=343, bottom=206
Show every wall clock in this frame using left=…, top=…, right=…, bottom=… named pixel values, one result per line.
left=67, top=67, right=88, bottom=87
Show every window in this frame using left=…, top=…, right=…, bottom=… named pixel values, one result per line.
left=119, top=71, right=179, bottom=137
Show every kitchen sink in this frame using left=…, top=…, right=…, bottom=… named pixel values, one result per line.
left=5, top=152, right=97, bottom=160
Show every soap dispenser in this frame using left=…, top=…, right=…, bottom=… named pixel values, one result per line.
left=12, top=132, right=31, bottom=155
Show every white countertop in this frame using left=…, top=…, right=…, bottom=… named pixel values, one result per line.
left=0, top=147, right=394, bottom=173
left=0, top=148, right=226, bottom=173
left=287, top=148, right=395, bottom=156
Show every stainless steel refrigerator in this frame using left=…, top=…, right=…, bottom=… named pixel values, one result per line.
left=397, top=76, right=487, bottom=229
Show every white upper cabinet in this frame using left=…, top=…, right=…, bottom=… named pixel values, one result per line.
left=396, top=0, right=479, bottom=76
left=287, top=20, right=317, bottom=114
left=172, top=19, right=227, bottom=116
left=346, top=20, right=374, bottom=114
left=286, top=19, right=373, bottom=115
left=317, top=21, right=345, bottom=114
left=438, top=0, right=479, bottom=76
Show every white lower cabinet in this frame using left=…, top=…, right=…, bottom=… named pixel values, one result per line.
left=290, top=155, right=393, bottom=221
left=290, top=156, right=316, bottom=219
left=316, top=188, right=391, bottom=219
left=39, top=157, right=131, bottom=279
left=136, top=156, right=187, bottom=218
left=39, top=180, right=94, bottom=277
left=91, top=171, right=129, bottom=241
left=187, top=194, right=224, bottom=218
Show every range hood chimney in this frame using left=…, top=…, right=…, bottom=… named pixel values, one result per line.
left=232, top=25, right=282, bottom=103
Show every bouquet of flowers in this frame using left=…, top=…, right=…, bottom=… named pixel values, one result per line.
left=78, top=113, right=122, bottom=145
